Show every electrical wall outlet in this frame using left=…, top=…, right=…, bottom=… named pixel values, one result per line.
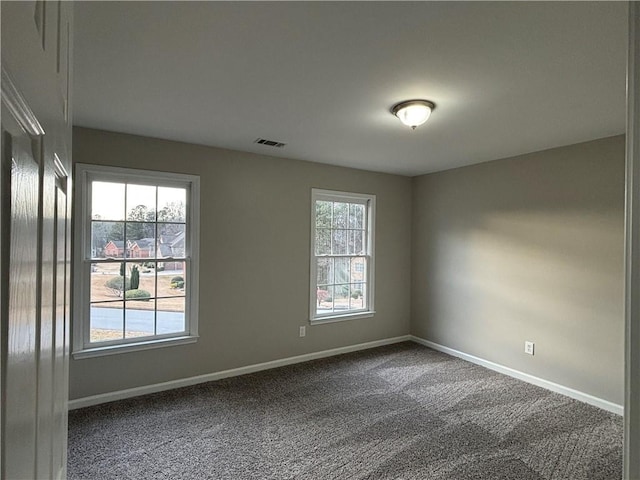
left=299, top=326, right=306, bottom=337
left=524, top=341, right=535, bottom=355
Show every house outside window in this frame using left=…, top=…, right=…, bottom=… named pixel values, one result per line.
left=310, top=189, right=375, bottom=323
left=73, top=164, right=200, bottom=358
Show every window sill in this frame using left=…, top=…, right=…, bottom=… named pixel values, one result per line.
left=310, top=311, right=376, bottom=325
left=72, top=335, right=199, bottom=359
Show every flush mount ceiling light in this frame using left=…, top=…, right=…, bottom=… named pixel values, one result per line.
left=391, top=99, right=435, bottom=130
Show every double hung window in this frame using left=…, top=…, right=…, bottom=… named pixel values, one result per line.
left=310, top=189, right=375, bottom=322
left=73, top=164, right=199, bottom=357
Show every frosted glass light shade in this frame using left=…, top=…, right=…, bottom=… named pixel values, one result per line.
left=392, top=100, right=435, bottom=129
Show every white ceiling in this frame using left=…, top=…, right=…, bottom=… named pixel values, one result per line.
left=73, top=1, right=628, bottom=177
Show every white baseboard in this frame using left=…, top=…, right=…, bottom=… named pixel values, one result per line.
left=410, top=335, right=624, bottom=415
left=68, top=335, right=412, bottom=410
left=69, top=334, right=623, bottom=416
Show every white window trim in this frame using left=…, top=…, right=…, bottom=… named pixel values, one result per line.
left=309, top=188, right=376, bottom=323
left=72, top=163, right=200, bottom=358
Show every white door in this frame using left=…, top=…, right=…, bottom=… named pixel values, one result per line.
left=1, top=1, right=73, bottom=478
left=52, top=169, right=71, bottom=478
left=1, top=103, right=43, bottom=480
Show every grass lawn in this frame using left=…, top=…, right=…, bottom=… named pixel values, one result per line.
left=91, top=262, right=185, bottom=312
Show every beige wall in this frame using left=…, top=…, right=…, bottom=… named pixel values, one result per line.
left=71, top=128, right=626, bottom=406
left=411, top=135, right=626, bottom=404
left=70, top=127, right=412, bottom=400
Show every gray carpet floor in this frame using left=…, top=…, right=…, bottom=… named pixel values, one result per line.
left=67, top=342, right=623, bottom=479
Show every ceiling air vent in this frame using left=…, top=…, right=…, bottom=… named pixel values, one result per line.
left=254, top=138, right=286, bottom=148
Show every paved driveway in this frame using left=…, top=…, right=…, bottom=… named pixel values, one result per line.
left=90, top=306, right=185, bottom=334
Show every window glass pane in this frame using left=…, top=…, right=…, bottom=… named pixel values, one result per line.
left=90, top=301, right=123, bottom=343
left=127, top=184, right=156, bottom=222
left=335, top=257, right=350, bottom=284
left=159, top=264, right=186, bottom=297
left=138, top=261, right=158, bottom=282
left=317, top=285, right=333, bottom=315
left=125, top=295, right=155, bottom=339
left=158, top=187, right=186, bottom=222
left=349, top=203, right=364, bottom=229
left=137, top=235, right=157, bottom=259
left=92, top=261, right=128, bottom=302
left=316, top=257, right=333, bottom=286
left=315, top=201, right=332, bottom=228
left=333, top=284, right=350, bottom=312
left=158, top=224, right=186, bottom=258
left=351, top=257, right=366, bottom=282
left=157, top=297, right=185, bottom=334
left=125, top=222, right=155, bottom=259
left=92, top=181, right=124, bottom=221
left=333, top=202, right=349, bottom=228
left=316, top=228, right=331, bottom=255
left=349, top=230, right=364, bottom=255
left=128, top=262, right=156, bottom=298
left=92, top=221, right=123, bottom=259
left=350, top=283, right=365, bottom=310
left=103, top=222, right=125, bottom=258
left=332, top=229, right=348, bottom=255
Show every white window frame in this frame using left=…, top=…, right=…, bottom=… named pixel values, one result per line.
left=72, top=164, right=200, bottom=358
left=310, top=189, right=375, bottom=323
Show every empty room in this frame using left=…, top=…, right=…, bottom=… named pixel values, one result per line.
left=1, top=1, right=639, bottom=479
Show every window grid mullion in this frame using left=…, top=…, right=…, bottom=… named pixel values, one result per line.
left=154, top=186, right=159, bottom=336
left=122, top=183, right=128, bottom=340
left=330, top=202, right=335, bottom=255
